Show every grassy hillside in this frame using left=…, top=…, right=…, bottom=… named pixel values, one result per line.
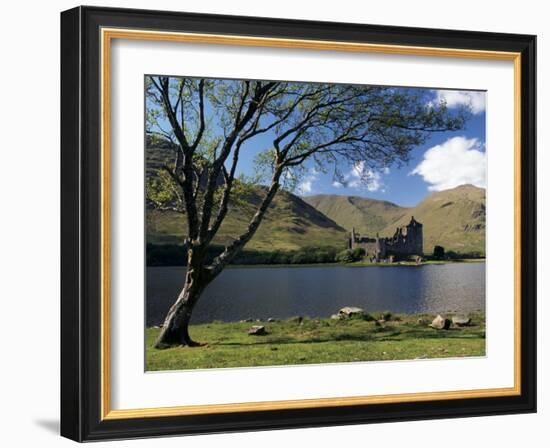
left=305, top=195, right=408, bottom=235
left=381, top=184, right=486, bottom=256
left=305, top=185, right=485, bottom=255
left=147, top=188, right=348, bottom=252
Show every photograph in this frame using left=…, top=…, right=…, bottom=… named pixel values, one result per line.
left=144, top=75, right=487, bottom=371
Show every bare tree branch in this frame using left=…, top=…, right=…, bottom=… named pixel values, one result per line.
left=206, top=165, right=284, bottom=280
left=190, top=79, right=206, bottom=150
left=197, top=82, right=277, bottom=242
left=150, top=76, right=200, bottom=239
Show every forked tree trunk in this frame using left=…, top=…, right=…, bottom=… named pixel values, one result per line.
left=154, top=251, right=209, bottom=348
left=154, top=178, right=282, bottom=349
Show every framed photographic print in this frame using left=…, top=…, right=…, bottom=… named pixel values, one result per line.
left=60, top=6, right=536, bottom=441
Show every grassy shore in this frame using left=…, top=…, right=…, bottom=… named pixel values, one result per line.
left=146, top=312, right=485, bottom=371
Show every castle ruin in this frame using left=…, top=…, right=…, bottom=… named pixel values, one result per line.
left=348, top=216, right=423, bottom=262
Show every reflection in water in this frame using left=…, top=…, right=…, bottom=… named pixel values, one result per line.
left=146, top=263, right=485, bottom=326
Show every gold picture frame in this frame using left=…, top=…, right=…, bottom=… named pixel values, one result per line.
left=61, top=6, right=536, bottom=441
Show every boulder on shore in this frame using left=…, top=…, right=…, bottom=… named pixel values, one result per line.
left=248, top=325, right=267, bottom=336
left=430, top=315, right=451, bottom=330
left=452, top=315, right=472, bottom=327
left=338, top=307, right=365, bottom=319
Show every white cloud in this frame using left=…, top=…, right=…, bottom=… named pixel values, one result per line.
left=411, top=136, right=486, bottom=191
left=297, top=169, right=319, bottom=195
left=344, top=161, right=386, bottom=192
left=433, top=90, right=486, bottom=114
left=298, top=179, right=313, bottom=194
left=332, top=181, right=343, bottom=188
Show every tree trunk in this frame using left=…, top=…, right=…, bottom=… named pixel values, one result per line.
left=153, top=287, right=202, bottom=348
left=154, top=250, right=209, bottom=348
left=154, top=174, right=282, bottom=349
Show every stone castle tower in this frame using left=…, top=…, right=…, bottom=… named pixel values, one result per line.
left=348, top=216, right=423, bottom=261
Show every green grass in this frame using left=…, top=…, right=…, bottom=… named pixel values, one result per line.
left=146, top=312, right=485, bottom=371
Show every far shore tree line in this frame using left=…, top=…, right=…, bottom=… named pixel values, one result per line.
left=146, top=242, right=485, bottom=267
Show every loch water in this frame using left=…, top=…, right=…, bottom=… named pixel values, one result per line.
left=146, top=263, right=485, bottom=326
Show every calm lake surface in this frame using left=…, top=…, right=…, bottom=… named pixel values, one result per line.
left=146, top=263, right=485, bottom=326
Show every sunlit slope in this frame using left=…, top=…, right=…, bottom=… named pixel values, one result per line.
left=380, top=184, right=486, bottom=255
left=147, top=188, right=348, bottom=251
left=305, top=185, right=486, bottom=255
left=304, top=195, right=408, bottom=235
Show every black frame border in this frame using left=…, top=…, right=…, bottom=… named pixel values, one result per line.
left=61, top=6, right=536, bottom=442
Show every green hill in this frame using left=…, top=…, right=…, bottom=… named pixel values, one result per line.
left=146, top=138, right=348, bottom=253
left=305, top=185, right=486, bottom=256
left=304, top=195, right=408, bottom=235
left=147, top=188, right=348, bottom=252
left=380, top=185, right=486, bottom=255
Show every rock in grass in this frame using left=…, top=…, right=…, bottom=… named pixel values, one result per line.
left=330, top=314, right=342, bottom=320
left=430, top=315, right=451, bottom=330
left=452, top=315, right=472, bottom=327
left=248, top=325, right=267, bottom=336
left=267, top=317, right=278, bottom=322
left=338, top=307, right=365, bottom=319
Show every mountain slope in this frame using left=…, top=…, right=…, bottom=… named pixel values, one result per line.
left=146, top=140, right=348, bottom=252
left=304, top=195, right=408, bottom=235
left=380, top=184, right=486, bottom=255
left=147, top=188, right=348, bottom=251
left=305, top=185, right=486, bottom=255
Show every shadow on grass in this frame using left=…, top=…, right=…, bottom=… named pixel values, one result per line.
left=211, top=333, right=375, bottom=347
left=207, top=327, right=484, bottom=347
left=375, top=328, right=485, bottom=342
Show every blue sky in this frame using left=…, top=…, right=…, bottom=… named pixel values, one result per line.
left=234, top=89, right=486, bottom=207
left=147, top=81, right=486, bottom=208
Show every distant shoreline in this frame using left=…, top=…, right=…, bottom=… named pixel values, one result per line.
left=147, top=258, right=486, bottom=270
left=229, top=258, right=486, bottom=269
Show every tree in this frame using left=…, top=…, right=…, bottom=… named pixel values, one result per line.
left=146, top=76, right=467, bottom=347
left=335, top=248, right=365, bottom=263
left=336, top=249, right=355, bottom=263
left=433, top=245, right=445, bottom=260
left=351, top=247, right=366, bottom=261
